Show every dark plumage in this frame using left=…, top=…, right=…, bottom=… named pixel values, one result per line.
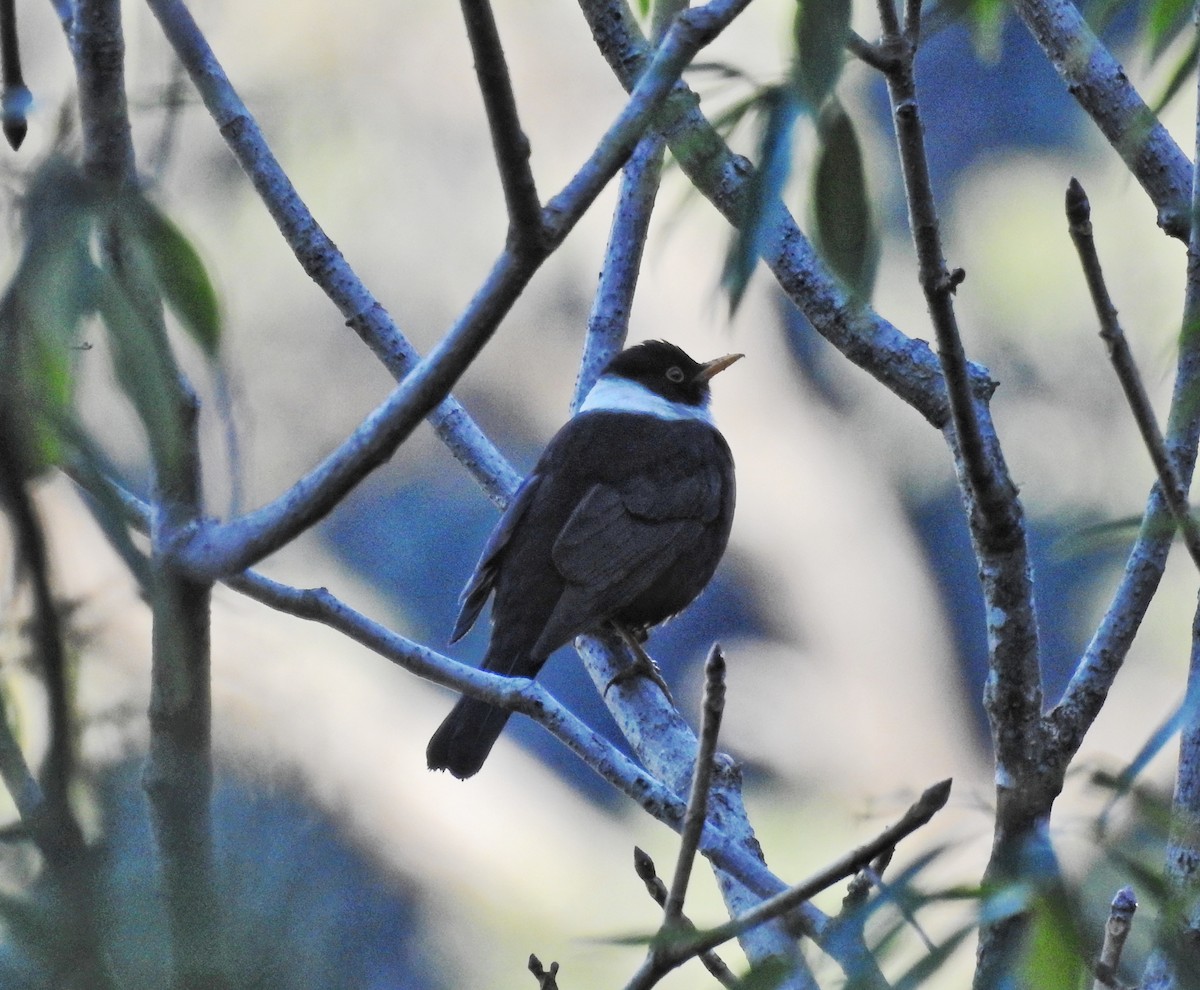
left=426, top=340, right=739, bottom=779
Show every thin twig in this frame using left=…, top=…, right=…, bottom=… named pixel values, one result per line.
left=1091, top=886, right=1135, bottom=990
left=573, top=131, right=666, bottom=409
left=663, top=645, right=726, bottom=924
left=459, top=0, right=544, bottom=250
left=633, top=848, right=739, bottom=989
left=871, top=20, right=1042, bottom=988
left=1046, top=0, right=1200, bottom=767
left=845, top=31, right=896, bottom=73
left=577, top=632, right=828, bottom=989
left=625, top=779, right=952, bottom=990
left=1065, top=178, right=1200, bottom=571
left=528, top=955, right=560, bottom=989
left=878, top=2, right=1025, bottom=560
left=842, top=847, right=895, bottom=910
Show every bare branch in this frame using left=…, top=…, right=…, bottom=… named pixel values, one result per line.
left=845, top=31, right=896, bottom=73
left=459, top=0, right=544, bottom=249
left=1012, top=0, right=1191, bottom=239
left=0, top=0, right=30, bottom=149
left=1049, top=13, right=1200, bottom=765
left=71, top=0, right=134, bottom=185
left=632, top=848, right=739, bottom=988
left=84, top=469, right=858, bottom=979
left=573, top=132, right=666, bottom=409
left=663, top=645, right=726, bottom=924
left=871, top=24, right=1043, bottom=981
left=626, top=780, right=952, bottom=989
left=528, top=955, right=560, bottom=989
left=1066, top=178, right=1200, bottom=571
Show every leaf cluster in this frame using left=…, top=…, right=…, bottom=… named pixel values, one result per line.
left=716, top=0, right=878, bottom=311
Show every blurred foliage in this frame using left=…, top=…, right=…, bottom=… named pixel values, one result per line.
left=0, top=153, right=221, bottom=585
left=718, top=0, right=876, bottom=311
left=0, top=153, right=220, bottom=478
left=0, top=761, right=448, bottom=990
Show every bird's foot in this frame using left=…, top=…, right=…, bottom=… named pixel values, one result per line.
left=604, top=625, right=674, bottom=702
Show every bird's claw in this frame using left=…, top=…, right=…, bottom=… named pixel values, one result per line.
left=604, top=626, right=674, bottom=702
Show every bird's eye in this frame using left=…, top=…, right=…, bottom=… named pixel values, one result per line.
left=665, top=366, right=685, bottom=383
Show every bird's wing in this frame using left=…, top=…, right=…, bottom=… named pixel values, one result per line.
left=534, top=482, right=701, bottom=655
left=616, top=466, right=726, bottom=523
left=449, top=473, right=541, bottom=644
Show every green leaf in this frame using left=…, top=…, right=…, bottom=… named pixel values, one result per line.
left=1144, top=0, right=1193, bottom=61
left=811, top=100, right=878, bottom=299
left=722, top=86, right=799, bottom=312
left=1018, top=890, right=1089, bottom=988
left=1151, top=36, right=1198, bottom=115
left=94, top=258, right=188, bottom=481
left=792, top=0, right=851, bottom=110
left=0, top=157, right=100, bottom=471
left=737, top=956, right=794, bottom=989
left=128, top=197, right=222, bottom=356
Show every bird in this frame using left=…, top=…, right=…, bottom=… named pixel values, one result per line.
left=426, top=339, right=741, bottom=779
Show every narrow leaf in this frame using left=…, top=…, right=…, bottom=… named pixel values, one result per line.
left=722, top=86, right=798, bottom=312
left=1151, top=36, right=1198, bottom=115
left=811, top=100, right=878, bottom=299
left=892, top=925, right=976, bottom=990
left=94, top=261, right=188, bottom=480
left=0, top=157, right=99, bottom=470
left=129, top=196, right=221, bottom=356
left=1145, top=0, right=1192, bottom=61
left=792, top=0, right=851, bottom=110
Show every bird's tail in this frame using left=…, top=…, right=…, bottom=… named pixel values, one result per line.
left=426, top=695, right=513, bottom=779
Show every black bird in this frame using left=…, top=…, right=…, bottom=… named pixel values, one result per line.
left=426, top=340, right=741, bottom=779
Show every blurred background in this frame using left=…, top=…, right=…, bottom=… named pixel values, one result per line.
left=0, top=0, right=1196, bottom=985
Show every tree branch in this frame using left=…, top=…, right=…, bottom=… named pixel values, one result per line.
left=1093, top=886, right=1135, bottom=990
left=71, top=0, right=133, bottom=185
left=573, top=131, right=666, bottom=408
left=1048, top=14, right=1200, bottom=767
left=0, top=0, right=30, bottom=149
left=663, top=645, right=725, bottom=924
left=458, top=0, right=544, bottom=250
left=574, top=0, right=681, bottom=418
left=632, top=847, right=739, bottom=989
left=73, top=3, right=222, bottom=984
left=1012, top=0, right=1192, bottom=239
left=1066, top=178, right=1200, bottom=571
left=89, top=471, right=883, bottom=982
left=578, top=633, right=858, bottom=988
